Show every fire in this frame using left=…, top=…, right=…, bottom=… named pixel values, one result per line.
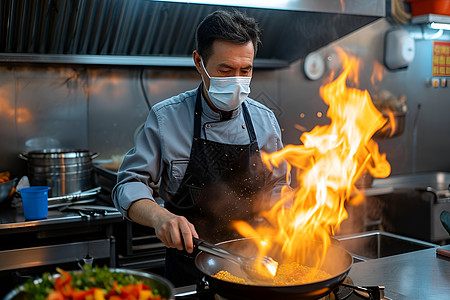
left=340, top=0, right=346, bottom=12
left=370, top=61, right=385, bottom=86
left=378, top=110, right=398, bottom=138
left=234, top=49, right=391, bottom=271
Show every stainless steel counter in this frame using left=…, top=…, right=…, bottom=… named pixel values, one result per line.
left=0, top=200, right=123, bottom=272
left=0, top=201, right=122, bottom=233
left=349, top=245, right=450, bottom=299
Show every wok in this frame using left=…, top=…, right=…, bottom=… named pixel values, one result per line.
left=195, top=237, right=353, bottom=300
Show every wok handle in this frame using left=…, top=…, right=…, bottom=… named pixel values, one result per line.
left=436, top=248, right=450, bottom=258
left=340, top=283, right=385, bottom=300
left=193, top=237, right=242, bottom=264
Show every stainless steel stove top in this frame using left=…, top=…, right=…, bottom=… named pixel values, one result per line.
left=173, top=278, right=390, bottom=300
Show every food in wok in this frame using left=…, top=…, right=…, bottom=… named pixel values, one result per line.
left=213, top=262, right=331, bottom=285
left=213, top=271, right=247, bottom=284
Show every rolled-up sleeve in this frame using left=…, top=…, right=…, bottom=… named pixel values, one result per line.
left=112, top=108, right=162, bottom=218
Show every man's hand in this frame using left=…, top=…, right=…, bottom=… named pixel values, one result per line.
left=153, top=211, right=198, bottom=253
left=128, top=199, right=199, bottom=253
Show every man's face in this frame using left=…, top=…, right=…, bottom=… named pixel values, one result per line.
left=194, top=39, right=254, bottom=93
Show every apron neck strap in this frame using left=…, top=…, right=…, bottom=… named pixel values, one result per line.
left=241, top=101, right=256, bottom=143
left=194, top=84, right=203, bottom=139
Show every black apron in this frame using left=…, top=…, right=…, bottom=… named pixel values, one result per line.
left=164, top=85, right=267, bottom=287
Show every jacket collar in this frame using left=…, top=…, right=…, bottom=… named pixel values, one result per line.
left=200, top=91, right=242, bottom=121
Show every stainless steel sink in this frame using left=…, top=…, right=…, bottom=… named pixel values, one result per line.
left=335, top=231, right=438, bottom=262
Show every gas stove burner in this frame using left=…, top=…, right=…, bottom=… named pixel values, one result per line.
left=331, top=276, right=354, bottom=299
left=333, top=277, right=391, bottom=300
left=174, top=276, right=390, bottom=300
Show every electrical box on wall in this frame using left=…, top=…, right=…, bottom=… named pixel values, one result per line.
left=384, top=29, right=415, bottom=70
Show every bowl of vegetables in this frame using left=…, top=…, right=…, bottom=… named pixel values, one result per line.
left=3, top=265, right=175, bottom=300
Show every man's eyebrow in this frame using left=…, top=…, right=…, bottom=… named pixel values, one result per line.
left=217, top=63, right=233, bottom=69
left=217, top=63, right=253, bottom=69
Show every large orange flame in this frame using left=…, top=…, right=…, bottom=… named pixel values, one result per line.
left=234, top=49, right=391, bottom=270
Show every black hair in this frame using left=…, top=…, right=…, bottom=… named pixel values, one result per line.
left=195, top=10, right=261, bottom=64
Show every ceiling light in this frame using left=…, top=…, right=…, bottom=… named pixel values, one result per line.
left=430, top=22, right=450, bottom=31
left=412, top=14, right=450, bottom=32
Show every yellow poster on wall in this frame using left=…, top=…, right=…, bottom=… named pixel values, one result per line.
left=432, top=41, right=450, bottom=77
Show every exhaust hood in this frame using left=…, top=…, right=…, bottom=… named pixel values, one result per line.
left=152, top=0, right=385, bottom=16
left=0, top=0, right=385, bottom=68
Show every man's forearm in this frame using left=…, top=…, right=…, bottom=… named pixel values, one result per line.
left=128, top=198, right=169, bottom=228
left=128, top=198, right=198, bottom=252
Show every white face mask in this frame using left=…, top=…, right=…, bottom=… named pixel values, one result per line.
left=201, top=59, right=251, bottom=111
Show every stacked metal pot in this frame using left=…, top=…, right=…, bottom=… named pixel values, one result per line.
left=19, top=149, right=98, bottom=197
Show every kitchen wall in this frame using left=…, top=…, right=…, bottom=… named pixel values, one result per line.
left=0, top=18, right=449, bottom=180
left=279, top=19, right=450, bottom=176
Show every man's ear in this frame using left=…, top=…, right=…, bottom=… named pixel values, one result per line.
left=192, top=50, right=202, bottom=74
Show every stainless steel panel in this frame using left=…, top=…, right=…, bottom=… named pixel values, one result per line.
left=0, top=67, right=86, bottom=176
left=15, top=69, right=88, bottom=152
left=0, top=238, right=111, bottom=271
left=0, top=72, right=18, bottom=175
left=87, top=67, right=201, bottom=161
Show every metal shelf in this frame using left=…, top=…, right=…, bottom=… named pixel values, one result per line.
left=411, top=14, right=450, bottom=24
left=0, top=53, right=289, bottom=69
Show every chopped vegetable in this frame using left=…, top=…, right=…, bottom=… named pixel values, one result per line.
left=20, top=265, right=164, bottom=300
left=0, top=171, right=11, bottom=183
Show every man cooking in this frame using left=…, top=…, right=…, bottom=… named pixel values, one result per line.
left=112, top=10, right=289, bottom=287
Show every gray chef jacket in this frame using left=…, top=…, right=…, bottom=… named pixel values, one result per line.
left=112, top=87, right=289, bottom=219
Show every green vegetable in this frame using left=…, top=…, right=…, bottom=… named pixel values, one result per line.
left=70, top=265, right=140, bottom=291
left=22, top=272, right=54, bottom=300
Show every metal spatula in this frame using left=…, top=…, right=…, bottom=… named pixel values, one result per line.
left=193, top=237, right=278, bottom=282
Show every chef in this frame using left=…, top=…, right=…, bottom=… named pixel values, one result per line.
left=112, top=10, right=289, bottom=287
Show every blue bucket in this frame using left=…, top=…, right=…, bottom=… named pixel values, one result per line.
left=19, top=186, right=50, bottom=220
